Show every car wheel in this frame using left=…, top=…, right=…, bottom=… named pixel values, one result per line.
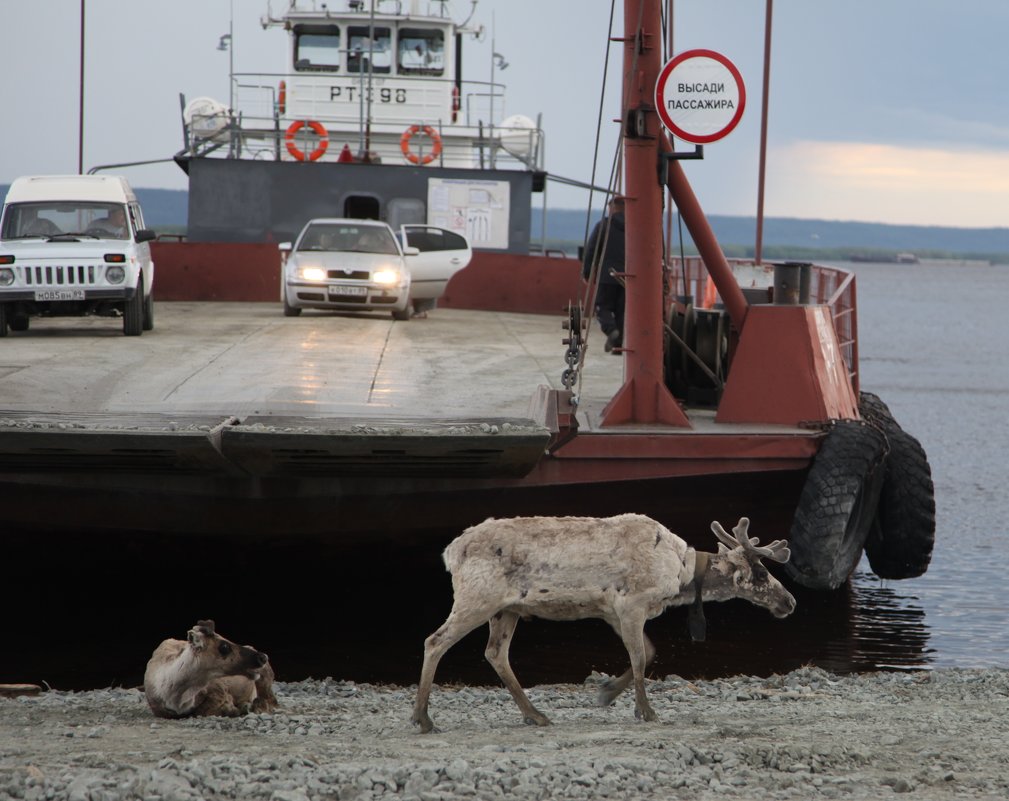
left=143, top=291, right=154, bottom=331
left=0, top=303, right=8, bottom=337
left=391, top=307, right=411, bottom=321
left=124, top=279, right=144, bottom=336
left=9, top=314, right=29, bottom=332
left=283, top=291, right=302, bottom=317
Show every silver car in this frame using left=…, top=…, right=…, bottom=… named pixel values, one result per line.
left=281, top=219, right=413, bottom=320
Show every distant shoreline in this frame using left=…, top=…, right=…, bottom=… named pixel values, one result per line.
left=4, top=182, right=1005, bottom=264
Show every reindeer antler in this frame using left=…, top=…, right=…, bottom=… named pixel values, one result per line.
left=710, top=517, right=791, bottom=563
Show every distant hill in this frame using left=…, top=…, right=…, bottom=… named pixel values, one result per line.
left=534, top=208, right=1009, bottom=263
left=3, top=183, right=1007, bottom=262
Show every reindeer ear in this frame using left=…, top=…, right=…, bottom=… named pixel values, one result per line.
left=187, top=627, right=208, bottom=650
left=717, top=542, right=731, bottom=555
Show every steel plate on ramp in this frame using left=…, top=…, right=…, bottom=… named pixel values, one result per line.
left=0, top=412, right=238, bottom=475
left=221, top=415, right=550, bottom=478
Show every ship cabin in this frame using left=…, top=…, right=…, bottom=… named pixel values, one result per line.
left=177, top=1, right=545, bottom=250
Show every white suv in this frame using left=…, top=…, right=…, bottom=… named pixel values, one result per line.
left=0, top=175, right=156, bottom=336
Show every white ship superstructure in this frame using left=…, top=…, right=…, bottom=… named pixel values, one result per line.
left=182, top=1, right=542, bottom=172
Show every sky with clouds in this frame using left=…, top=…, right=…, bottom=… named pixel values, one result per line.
left=3, top=0, right=1008, bottom=228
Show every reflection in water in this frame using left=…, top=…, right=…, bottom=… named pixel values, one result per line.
left=839, top=570, right=933, bottom=671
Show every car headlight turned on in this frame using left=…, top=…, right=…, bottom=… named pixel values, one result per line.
left=372, top=268, right=402, bottom=286
left=105, top=265, right=126, bottom=284
left=297, top=266, right=327, bottom=281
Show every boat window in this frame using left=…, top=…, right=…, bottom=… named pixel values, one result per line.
left=398, top=28, right=445, bottom=75
left=294, top=24, right=341, bottom=72
left=348, top=26, right=391, bottom=74
left=344, top=195, right=381, bottom=220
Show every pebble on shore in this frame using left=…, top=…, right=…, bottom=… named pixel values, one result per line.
left=2, top=667, right=1008, bottom=800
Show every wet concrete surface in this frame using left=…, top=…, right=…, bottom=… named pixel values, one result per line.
left=0, top=303, right=602, bottom=419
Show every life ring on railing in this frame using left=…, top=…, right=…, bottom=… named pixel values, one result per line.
left=285, top=119, right=329, bottom=161
left=277, top=80, right=287, bottom=116
left=400, top=124, right=442, bottom=165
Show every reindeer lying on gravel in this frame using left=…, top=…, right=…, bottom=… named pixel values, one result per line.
left=412, top=514, right=795, bottom=732
left=144, top=620, right=277, bottom=718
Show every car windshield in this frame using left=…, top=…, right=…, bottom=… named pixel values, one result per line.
left=298, top=224, right=398, bottom=255
left=1, top=201, right=129, bottom=240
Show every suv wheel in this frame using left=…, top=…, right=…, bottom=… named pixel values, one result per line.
left=142, top=291, right=154, bottom=331
left=124, top=279, right=144, bottom=336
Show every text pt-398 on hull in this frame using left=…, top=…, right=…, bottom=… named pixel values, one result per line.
left=0, top=1, right=934, bottom=594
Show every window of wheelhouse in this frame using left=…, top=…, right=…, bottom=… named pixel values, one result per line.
left=294, top=24, right=341, bottom=72
left=347, top=26, right=392, bottom=74
left=398, top=28, right=445, bottom=75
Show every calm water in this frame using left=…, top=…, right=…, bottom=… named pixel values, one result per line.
left=834, top=259, right=1009, bottom=670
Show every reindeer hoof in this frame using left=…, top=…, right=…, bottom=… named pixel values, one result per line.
left=412, top=714, right=438, bottom=734
left=634, top=706, right=658, bottom=723
left=524, top=714, right=552, bottom=727
left=597, top=679, right=622, bottom=707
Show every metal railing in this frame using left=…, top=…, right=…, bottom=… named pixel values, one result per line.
left=668, top=257, right=859, bottom=393
left=180, top=72, right=543, bottom=171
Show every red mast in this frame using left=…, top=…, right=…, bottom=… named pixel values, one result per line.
left=600, top=0, right=690, bottom=427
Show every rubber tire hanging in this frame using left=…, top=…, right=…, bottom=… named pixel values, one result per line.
left=785, top=420, right=887, bottom=591
left=858, top=392, right=936, bottom=579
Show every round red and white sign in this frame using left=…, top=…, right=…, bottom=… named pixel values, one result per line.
left=655, top=49, right=746, bottom=144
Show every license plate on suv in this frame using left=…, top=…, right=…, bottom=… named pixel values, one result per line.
left=329, top=285, right=368, bottom=297
left=35, top=289, right=86, bottom=301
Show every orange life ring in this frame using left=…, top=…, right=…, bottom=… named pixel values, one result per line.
left=285, top=119, right=329, bottom=161
left=400, top=124, right=442, bottom=165
left=277, top=80, right=287, bottom=116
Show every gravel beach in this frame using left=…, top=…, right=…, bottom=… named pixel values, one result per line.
left=2, top=667, right=1008, bottom=800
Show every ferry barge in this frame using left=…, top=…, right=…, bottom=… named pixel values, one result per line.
left=0, top=0, right=934, bottom=598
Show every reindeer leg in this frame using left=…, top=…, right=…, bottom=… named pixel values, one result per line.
left=597, top=628, right=656, bottom=708
left=485, top=611, right=550, bottom=727
left=614, top=611, right=657, bottom=722
left=412, top=603, right=496, bottom=734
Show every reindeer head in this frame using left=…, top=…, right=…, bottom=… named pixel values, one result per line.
left=186, top=619, right=269, bottom=680
left=710, top=518, right=796, bottom=618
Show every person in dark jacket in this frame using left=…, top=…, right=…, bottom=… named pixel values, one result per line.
left=581, top=197, right=626, bottom=352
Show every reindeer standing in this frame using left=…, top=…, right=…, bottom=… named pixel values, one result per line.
left=413, top=515, right=795, bottom=732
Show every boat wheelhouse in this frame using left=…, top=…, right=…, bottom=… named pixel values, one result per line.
left=176, top=0, right=545, bottom=250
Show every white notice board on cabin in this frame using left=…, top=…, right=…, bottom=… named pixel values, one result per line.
left=427, top=178, right=510, bottom=250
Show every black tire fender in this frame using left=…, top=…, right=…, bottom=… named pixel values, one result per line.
left=786, top=420, right=887, bottom=590
left=859, top=392, right=936, bottom=579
